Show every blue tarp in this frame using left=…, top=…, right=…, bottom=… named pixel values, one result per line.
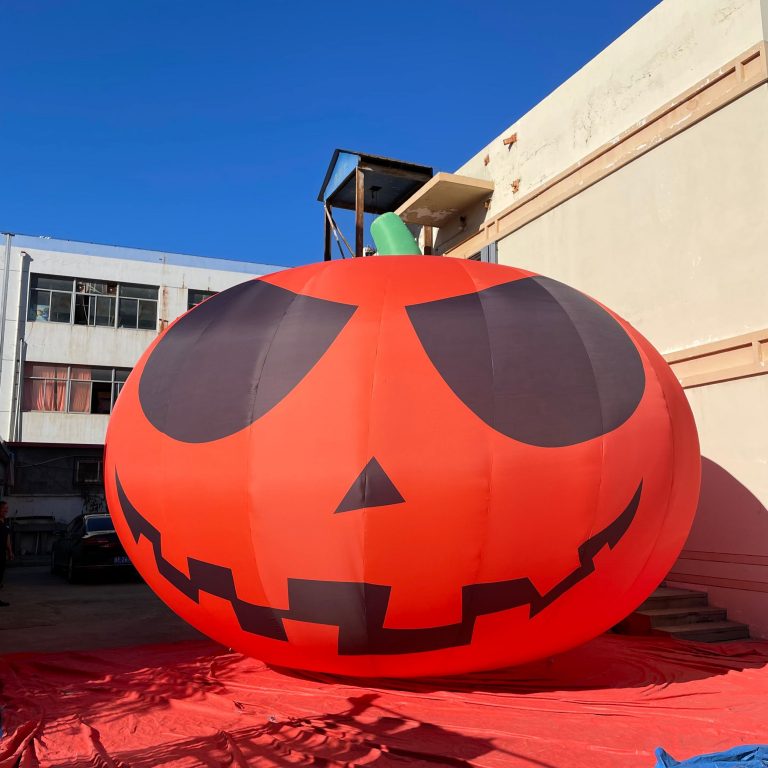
left=655, top=746, right=768, bottom=767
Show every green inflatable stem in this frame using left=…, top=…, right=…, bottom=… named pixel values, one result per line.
left=370, top=213, right=422, bottom=256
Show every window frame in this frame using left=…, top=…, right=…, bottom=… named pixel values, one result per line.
left=187, top=288, right=217, bottom=310
left=28, top=274, right=159, bottom=331
left=468, top=242, right=498, bottom=264
left=117, top=282, right=159, bottom=330
left=75, top=458, right=104, bottom=485
left=74, top=279, right=118, bottom=327
left=23, top=364, right=132, bottom=415
left=28, top=276, right=75, bottom=323
left=84, top=515, right=115, bottom=533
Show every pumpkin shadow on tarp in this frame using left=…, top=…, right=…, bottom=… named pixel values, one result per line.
left=0, top=643, right=518, bottom=768
left=265, top=627, right=767, bottom=696
left=44, top=692, right=530, bottom=768
left=0, top=643, right=238, bottom=744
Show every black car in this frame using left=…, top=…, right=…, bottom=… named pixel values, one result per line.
left=51, top=513, right=133, bottom=582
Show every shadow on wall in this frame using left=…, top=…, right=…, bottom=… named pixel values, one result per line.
left=433, top=199, right=489, bottom=254
left=668, top=456, right=768, bottom=638
left=682, top=456, right=768, bottom=555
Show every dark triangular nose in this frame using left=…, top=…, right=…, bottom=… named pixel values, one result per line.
left=335, top=457, right=405, bottom=513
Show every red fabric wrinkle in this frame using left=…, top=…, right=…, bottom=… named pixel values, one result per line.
left=0, top=634, right=766, bottom=767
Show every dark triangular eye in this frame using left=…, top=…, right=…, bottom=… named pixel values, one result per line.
left=139, top=280, right=356, bottom=443
left=406, top=276, right=645, bottom=448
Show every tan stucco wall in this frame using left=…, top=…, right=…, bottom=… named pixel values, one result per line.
left=455, top=0, right=766, bottom=223
left=669, top=378, right=768, bottom=639
left=494, top=84, right=768, bottom=353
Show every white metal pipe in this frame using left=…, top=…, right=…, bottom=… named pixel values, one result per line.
left=0, top=233, right=13, bottom=442
left=0, top=233, right=12, bottom=377
left=12, top=338, right=25, bottom=441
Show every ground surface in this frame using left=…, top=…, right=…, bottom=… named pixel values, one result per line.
left=1, top=567, right=767, bottom=767
left=0, top=565, right=203, bottom=654
left=2, top=634, right=768, bottom=767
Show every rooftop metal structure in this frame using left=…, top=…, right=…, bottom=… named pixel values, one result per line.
left=318, top=150, right=433, bottom=259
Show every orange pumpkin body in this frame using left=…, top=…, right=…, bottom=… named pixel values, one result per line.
left=105, top=257, right=699, bottom=677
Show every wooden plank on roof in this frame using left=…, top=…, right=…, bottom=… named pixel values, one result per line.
left=396, top=173, right=494, bottom=226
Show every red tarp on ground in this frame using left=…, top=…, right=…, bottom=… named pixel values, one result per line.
left=1, top=634, right=766, bottom=767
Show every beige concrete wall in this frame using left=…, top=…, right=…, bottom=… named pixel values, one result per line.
left=494, top=84, right=768, bottom=353
left=451, top=0, right=766, bottom=230
left=666, top=377, right=768, bottom=638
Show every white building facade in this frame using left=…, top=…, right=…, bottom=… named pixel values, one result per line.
left=0, top=233, right=281, bottom=525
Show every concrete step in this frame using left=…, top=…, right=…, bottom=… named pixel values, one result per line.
left=639, top=587, right=709, bottom=610
left=638, top=605, right=727, bottom=627
left=654, top=620, right=751, bottom=643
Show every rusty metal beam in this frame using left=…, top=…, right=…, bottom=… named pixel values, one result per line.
left=323, top=204, right=332, bottom=261
left=423, top=225, right=433, bottom=256
left=355, top=167, right=364, bottom=257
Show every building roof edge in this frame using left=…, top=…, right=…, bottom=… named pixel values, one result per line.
left=10, top=233, right=286, bottom=275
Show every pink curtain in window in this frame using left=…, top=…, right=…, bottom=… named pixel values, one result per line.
left=69, top=367, right=92, bottom=413
left=23, top=365, right=67, bottom=411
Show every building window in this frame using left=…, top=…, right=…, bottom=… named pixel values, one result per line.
left=28, top=274, right=158, bottom=330
left=23, top=364, right=131, bottom=414
left=21, top=364, right=68, bottom=411
left=74, top=280, right=117, bottom=326
left=118, top=283, right=159, bottom=329
left=468, top=242, right=498, bottom=263
left=28, top=276, right=75, bottom=323
left=187, top=289, right=216, bottom=310
left=74, top=458, right=103, bottom=485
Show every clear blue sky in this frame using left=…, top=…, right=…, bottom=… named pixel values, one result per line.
left=2, top=1, right=658, bottom=267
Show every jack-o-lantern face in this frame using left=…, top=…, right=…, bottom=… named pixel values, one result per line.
left=105, top=257, right=699, bottom=678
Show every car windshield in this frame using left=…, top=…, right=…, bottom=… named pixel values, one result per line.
left=85, top=516, right=115, bottom=533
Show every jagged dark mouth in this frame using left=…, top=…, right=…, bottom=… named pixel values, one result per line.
left=114, top=471, right=642, bottom=655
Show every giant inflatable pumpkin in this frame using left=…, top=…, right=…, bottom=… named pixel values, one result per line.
left=105, top=253, right=700, bottom=677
